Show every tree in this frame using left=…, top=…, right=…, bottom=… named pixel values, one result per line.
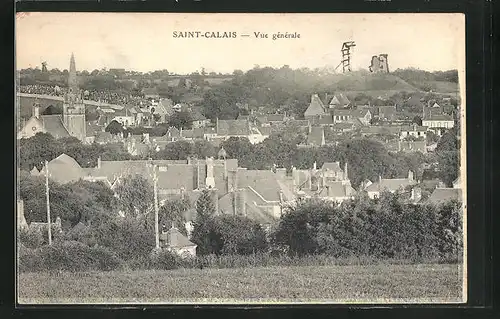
left=105, top=120, right=124, bottom=135
left=18, top=132, right=62, bottom=171
left=167, top=111, right=193, bottom=130
left=157, top=140, right=193, bottom=160
left=158, top=197, right=191, bottom=235
left=191, top=189, right=217, bottom=254
left=412, top=115, right=423, bottom=126
left=113, top=175, right=154, bottom=218
left=435, top=127, right=459, bottom=187
left=192, top=139, right=216, bottom=159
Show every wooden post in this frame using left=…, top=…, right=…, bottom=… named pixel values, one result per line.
left=153, top=165, right=160, bottom=249
left=45, top=160, right=52, bottom=246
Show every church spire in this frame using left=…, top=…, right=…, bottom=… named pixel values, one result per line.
left=68, top=53, right=78, bottom=90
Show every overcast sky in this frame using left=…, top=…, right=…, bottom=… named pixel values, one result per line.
left=16, top=13, right=465, bottom=74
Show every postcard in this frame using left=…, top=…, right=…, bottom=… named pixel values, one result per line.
left=15, top=12, right=466, bottom=304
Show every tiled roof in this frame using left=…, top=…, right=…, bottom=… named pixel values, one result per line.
left=217, top=120, right=250, bottom=136
left=322, top=162, right=343, bottom=172
left=332, top=123, right=355, bottom=130
left=288, top=119, right=310, bottom=127
left=317, top=181, right=353, bottom=199
left=304, top=94, right=326, bottom=117
left=41, top=154, right=85, bottom=184
left=423, top=114, right=454, bottom=121
left=400, top=125, right=428, bottom=132
left=333, top=109, right=353, bottom=116
left=365, top=178, right=415, bottom=193
left=360, top=126, right=402, bottom=135
left=165, top=127, right=180, bottom=138
left=267, top=114, right=285, bottom=122
left=40, top=115, right=70, bottom=139
left=237, top=170, right=289, bottom=202
left=191, top=110, right=207, bottom=121
left=351, top=108, right=370, bottom=118
left=160, top=227, right=196, bottom=248
left=329, top=94, right=350, bottom=106
left=156, top=98, right=174, bottom=116
left=181, top=129, right=194, bottom=138
left=318, top=116, right=334, bottom=125
left=427, top=188, right=462, bottom=204
left=307, top=126, right=324, bottom=146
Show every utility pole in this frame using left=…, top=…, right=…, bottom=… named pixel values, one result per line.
left=153, top=164, right=160, bottom=249
left=45, top=160, right=52, bottom=246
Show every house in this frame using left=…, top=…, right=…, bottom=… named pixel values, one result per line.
left=332, top=109, right=352, bottom=124
left=364, top=171, right=417, bottom=199
left=351, top=108, right=372, bottom=126
left=291, top=161, right=354, bottom=203
left=378, top=105, right=397, bottom=121
left=399, top=124, right=428, bottom=140
left=427, top=188, right=463, bottom=205
left=153, top=98, right=174, bottom=123
left=142, top=87, right=159, bottom=100
left=159, top=224, right=197, bottom=258
left=17, top=103, right=73, bottom=140
left=304, top=94, right=328, bottom=123
left=422, top=107, right=455, bottom=135
left=215, top=119, right=256, bottom=142
left=218, top=168, right=296, bottom=224
left=191, top=110, right=211, bottom=128
left=331, top=122, right=355, bottom=133
left=332, top=108, right=371, bottom=126
left=328, top=93, right=351, bottom=109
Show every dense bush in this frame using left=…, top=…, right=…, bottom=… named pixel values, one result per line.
left=92, top=216, right=155, bottom=261
left=273, top=194, right=463, bottom=262
left=18, top=241, right=124, bottom=272
left=191, top=214, right=269, bottom=256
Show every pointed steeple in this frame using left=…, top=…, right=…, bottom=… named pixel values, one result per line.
left=68, top=53, right=78, bottom=90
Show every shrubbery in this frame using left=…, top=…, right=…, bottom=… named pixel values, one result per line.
left=18, top=241, right=123, bottom=272
left=273, top=193, right=463, bottom=262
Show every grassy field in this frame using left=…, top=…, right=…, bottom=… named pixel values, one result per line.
left=18, top=264, right=463, bottom=304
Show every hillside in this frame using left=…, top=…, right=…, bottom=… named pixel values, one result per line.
left=323, top=72, right=419, bottom=93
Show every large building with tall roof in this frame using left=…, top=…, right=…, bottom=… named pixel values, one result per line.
left=17, top=53, right=87, bottom=142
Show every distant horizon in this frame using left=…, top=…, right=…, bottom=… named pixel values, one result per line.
left=17, top=63, right=459, bottom=75
left=16, top=13, right=464, bottom=75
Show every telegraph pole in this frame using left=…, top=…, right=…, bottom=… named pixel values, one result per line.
left=153, top=165, right=160, bottom=249
left=45, top=160, right=52, bottom=246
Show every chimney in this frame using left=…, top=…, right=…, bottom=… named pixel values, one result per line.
left=97, top=156, right=101, bottom=169
left=313, top=161, right=317, bottom=170
left=379, top=175, right=382, bottom=183
left=205, top=157, right=216, bottom=188
left=33, top=103, right=40, bottom=119
left=408, top=170, right=414, bottom=181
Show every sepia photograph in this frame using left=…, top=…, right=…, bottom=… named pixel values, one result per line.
left=15, top=12, right=466, bottom=304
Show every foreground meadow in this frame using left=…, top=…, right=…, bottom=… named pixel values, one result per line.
left=18, top=263, right=463, bottom=304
